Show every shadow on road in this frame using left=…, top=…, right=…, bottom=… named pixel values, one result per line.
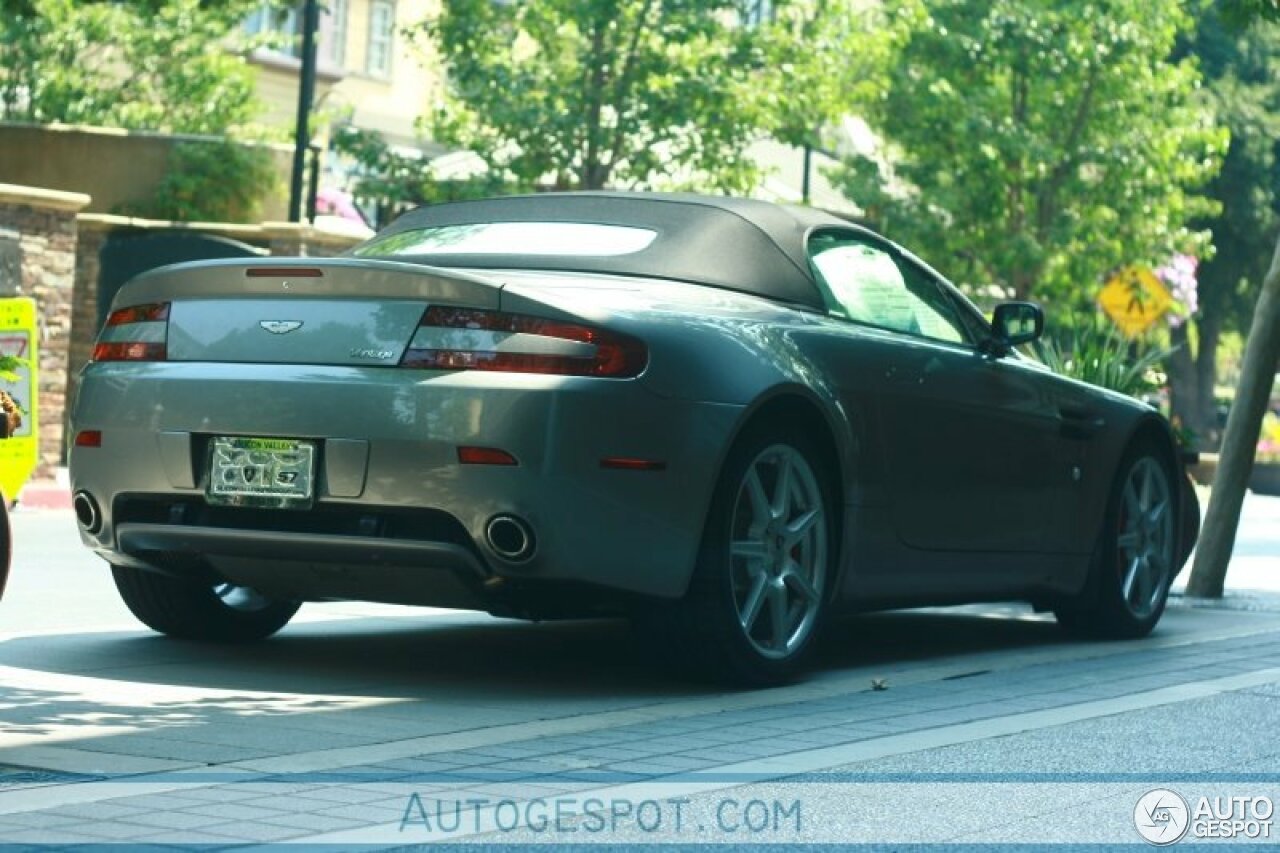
left=0, top=605, right=1217, bottom=768
left=0, top=605, right=1067, bottom=699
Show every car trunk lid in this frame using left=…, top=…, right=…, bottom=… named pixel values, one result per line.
left=110, top=258, right=503, bottom=366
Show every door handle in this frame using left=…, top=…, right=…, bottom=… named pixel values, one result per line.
left=1057, top=406, right=1105, bottom=439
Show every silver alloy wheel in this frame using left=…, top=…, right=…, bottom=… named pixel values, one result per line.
left=1116, top=456, right=1174, bottom=619
left=213, top=583, right=274, bottom=613
left=728, top=444, right=827, bottom=660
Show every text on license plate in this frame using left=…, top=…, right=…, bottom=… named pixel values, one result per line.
left=207, top=436, right=315, bottom=508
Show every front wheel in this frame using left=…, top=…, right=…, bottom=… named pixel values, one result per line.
left=1056, top=442, right=1177, bottom=639
left=112, top=565, right=299, bottom=642
left=645, top=424, right=837, bottom=685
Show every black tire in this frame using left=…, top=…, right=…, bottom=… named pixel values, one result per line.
left=1055, top=440, right=1178, bottom=639
left=0, top=493, right=10, bottom=601
left=642, top=420, right=838, bottom=686
left=112, top=564, right=299, bottom=642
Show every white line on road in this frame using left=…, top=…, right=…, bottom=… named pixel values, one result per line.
left=291, top=666, right=1280, bottom=845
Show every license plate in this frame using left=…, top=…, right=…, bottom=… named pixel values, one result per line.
left=207, top=436, right=315, bottom=509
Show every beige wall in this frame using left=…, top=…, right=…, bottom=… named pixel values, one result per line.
left=0, top=123, right=294, bottom=221
left=251, top=0, right=442, bottom=147
left=248, top=56, right=344, bottom=133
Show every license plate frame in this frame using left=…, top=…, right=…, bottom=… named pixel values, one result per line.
left=206, top=436, right=316, bottom=510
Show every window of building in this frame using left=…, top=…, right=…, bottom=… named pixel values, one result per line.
left=244, top=2, right=346, bottom=68
left=244, top=2, right=302, bottom=58
left=367, top=0, right=395, bottom=77
left=324, top=0, right=348, bottom=68
left=741, top=0, right=775, bottom=27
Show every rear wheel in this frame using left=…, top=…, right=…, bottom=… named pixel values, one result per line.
left=112, top=565, right=299, bottom=642
left=0, top=493, right=9, bottom=600
left=1056, top=442, right=1177, bottom=639
left=646, top=423, right=837, bottom=685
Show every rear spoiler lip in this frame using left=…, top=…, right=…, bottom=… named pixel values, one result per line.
left=128, top=255, right=498, bottom=285
left=111, top=257, right=505, bottom=313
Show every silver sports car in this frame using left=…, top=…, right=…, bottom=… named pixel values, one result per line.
left=70, top=192, right=1198, bottom=684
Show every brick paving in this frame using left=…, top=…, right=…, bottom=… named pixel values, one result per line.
left=2, top=619, right=1279, bottom=846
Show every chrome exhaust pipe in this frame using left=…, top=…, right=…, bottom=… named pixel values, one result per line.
left=73, top=491, right=102, bottom=533
left=485, top=514, right=536, bottom=562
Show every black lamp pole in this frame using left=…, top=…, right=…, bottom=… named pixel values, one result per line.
left=288, top=0, right=321, bottom=223
left=801, top=143, right=812, bottom=205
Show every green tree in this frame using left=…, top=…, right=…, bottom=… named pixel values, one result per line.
left=0, top=0, right=264, bottom=134
left=331, top=127, right=519, bottom=227
left=1187, top=0, right=1280, bottom=598
left=830, top=0, right=1226, bottom=304
left=1167, top=2, right=1280, bottom=447
left=419, top=0, right=914, bottom=193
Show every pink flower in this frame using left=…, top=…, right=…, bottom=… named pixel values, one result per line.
left=1156, top=254, right=1199, bottom=328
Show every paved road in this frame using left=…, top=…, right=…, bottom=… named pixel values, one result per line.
left=0, top=496, right=1275, bottom=847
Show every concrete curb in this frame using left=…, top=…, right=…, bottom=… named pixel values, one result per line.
left=12, top=468, right=71, bottom=511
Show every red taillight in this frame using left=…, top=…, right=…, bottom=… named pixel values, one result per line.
left=93, top=302, right=170, bottom=362
left=92, top=342, right=166, bottom=362
left=401, top=307, right=647, bottom=378
left=458, top=446, right=519, bottom=466
left=245, top=267, right=324, bottom=278
left=600, top=457, right=666, bottom=471
left=74, top=430, right=102, bottom=448
left=105, top=303, right=169, bottom=326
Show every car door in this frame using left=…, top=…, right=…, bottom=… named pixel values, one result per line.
left=808, top=231, right=1072, bottom=556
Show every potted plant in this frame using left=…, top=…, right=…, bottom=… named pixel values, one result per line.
left=1252, top=412, right=1280, bottom=496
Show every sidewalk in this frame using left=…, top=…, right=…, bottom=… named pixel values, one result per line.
left=12, top=469, right=71, bottom=511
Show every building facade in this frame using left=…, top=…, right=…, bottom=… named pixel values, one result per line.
left=244, top=0, right=441, bottom=148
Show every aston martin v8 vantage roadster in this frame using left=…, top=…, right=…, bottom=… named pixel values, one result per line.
left=70, top=192, right=1198, bottom=684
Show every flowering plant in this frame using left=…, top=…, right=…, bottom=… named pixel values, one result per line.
left=1155, top=253, right=1199, bottom=327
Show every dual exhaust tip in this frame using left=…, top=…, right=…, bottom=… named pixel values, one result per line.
left=76, top=490, right=536, bottom=564
left=485, top=514, right=536, bottom=563
left=73, top=491, right=102, bottom=534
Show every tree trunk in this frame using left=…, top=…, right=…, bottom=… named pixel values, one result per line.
left=580, top=18, right=609, bottom=191
left=1193, top=314, right=1223, bottom=448
left=1167, top=322, right=1199, bottom=443
left=1185, top=233, right=1280, bottom=597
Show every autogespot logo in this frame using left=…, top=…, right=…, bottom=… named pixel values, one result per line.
left=1135, top=789, right=1191, bottom=846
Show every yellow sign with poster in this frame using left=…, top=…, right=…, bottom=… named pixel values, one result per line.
left=0, top=298, right=38, bottom=502
left=1098, top=266, right=1174, bottom=337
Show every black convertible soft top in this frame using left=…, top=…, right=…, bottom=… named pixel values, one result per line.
left=352, top=192, right=854, bottom=309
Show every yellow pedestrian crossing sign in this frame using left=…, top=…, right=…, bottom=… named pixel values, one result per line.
left=1098, top=266, right=1173, bottom=338
left=0, top=298, right=38, bottom=502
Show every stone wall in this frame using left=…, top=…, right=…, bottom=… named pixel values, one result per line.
left=0, top=185, right=91, bottom=475
left=67, top=222, right=109, bottom=430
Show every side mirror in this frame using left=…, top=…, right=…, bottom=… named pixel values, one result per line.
left=985, top=301, right=1044, bottom=356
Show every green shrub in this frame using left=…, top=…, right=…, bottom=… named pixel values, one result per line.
left=1038, top=316, right=1175, bottom=398
left=124, top=140, right=279, bottom=223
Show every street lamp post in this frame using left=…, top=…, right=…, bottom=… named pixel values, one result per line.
left=288, top=0, right=321, bottom=223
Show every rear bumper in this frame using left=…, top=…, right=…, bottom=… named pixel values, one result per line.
left=71, top=362, right=743, bottom=604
